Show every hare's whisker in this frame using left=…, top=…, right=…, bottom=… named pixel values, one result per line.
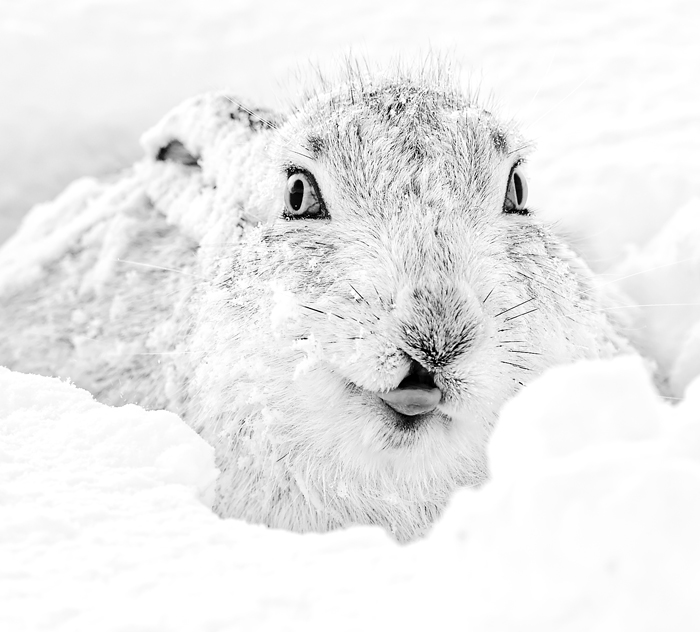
left=525, top=71, right=593, bottom=130
left=224, top=96, right=278, bottom=130
left=506, top=349, right=542, bottom=356
left=348, top=282, right=371, bottom=306
left=561, top=302, right=700, bottom=320
left=500, top=360, right=532, bottom=372
left=524, top=56, right=554, bottom=115
left=288, top=148, right=315, bottom=161
left=597, top=257, right=696, bottom=287
left=116, top=258, right=208, bottom=280
left=494, top=297, right=535, bottom=318
left=504, top=307, right=539, bottom=322
left=604, top=303, right=700, bottom=310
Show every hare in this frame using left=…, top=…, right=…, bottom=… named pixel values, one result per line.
left=0, top=64, right=631, bottom=541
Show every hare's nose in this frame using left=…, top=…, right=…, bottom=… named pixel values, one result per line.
left=393, top=284, right=479, bottom=370
left=398, top=361, right=436, bottom=389
left=377, top=361, right=442, bottom=416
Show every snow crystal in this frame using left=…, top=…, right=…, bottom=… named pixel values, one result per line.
left=269, top=282, right=300, bottom=333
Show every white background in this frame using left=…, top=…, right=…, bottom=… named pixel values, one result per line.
left=1, top=0, right=699, bottom=268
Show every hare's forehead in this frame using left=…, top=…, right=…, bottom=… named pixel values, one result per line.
left=283, top=90, right=521, bottom=164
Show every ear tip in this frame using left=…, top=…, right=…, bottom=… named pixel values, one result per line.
left=156, top=140, right=200, bottom=167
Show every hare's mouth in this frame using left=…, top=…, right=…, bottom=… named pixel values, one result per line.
left=346, top=361, right=445, bottom=431
left=376, top=362, right=443, bottom=426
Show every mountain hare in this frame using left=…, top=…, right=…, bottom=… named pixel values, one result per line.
left=0, top=64, right=630, bottom=541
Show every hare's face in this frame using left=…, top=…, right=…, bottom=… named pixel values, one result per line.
left=205, top=79, right=620, bottom=534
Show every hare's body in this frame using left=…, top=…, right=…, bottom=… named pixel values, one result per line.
left=0, top=68, right=630, bottom=540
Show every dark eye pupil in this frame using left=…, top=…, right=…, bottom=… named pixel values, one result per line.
left=513, top=173, right=523, bottom=206
left=289, top=178, right=304, bottom=211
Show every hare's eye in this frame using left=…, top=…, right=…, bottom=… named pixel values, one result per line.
left=283, top=171, right=327, bottom=219
left=503, top=165, right=529, bottom=215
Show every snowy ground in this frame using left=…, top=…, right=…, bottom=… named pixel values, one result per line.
left=3, top=357, right=700, bottom=631
left=3, top=0, right=700, bottom=629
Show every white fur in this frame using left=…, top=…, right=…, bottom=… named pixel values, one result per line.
left=0, top=64, right=631, bottom=541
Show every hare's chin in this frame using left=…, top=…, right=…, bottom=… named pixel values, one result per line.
left=347, top=381, right=450, bottom=434
left=386, top=409, right=451, bottom=432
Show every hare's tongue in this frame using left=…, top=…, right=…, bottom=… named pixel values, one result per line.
left=378, top=386, right=442, bottom=416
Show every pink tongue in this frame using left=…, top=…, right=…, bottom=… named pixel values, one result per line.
left=378, top=386, right=442, bottom=416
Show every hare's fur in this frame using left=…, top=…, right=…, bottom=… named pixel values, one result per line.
left=0, top=65, right=630, bottom=541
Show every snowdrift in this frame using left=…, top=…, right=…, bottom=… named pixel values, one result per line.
left=3, top=351, right=700, bottom=630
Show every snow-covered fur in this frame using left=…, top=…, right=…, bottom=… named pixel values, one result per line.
left=0, top=65, right=631, bottom=541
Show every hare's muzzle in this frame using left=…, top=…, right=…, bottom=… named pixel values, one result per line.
left=378, top=362, right=442, bottom=416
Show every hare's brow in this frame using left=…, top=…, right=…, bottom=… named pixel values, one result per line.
left=491, top=129, right=509, bottom=155
left=305, top=134, right=325, bottom=159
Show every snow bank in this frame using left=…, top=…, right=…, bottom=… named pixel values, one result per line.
left=436, top=355, right=700, bottom=631
left=3, top=354, right=700, bottom=631
left=607, top=197, right=700, bottom=397
left=0, top=368, right=428, bottom=631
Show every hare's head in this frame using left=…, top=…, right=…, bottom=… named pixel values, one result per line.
left=161, top=67, right=626, bottom=539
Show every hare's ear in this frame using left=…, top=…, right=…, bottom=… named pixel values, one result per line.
left=141, top=92, right=280, bottom=169
left=156, top=140, right=199, bottom=167
left=142, top=93, right=282, bottom=240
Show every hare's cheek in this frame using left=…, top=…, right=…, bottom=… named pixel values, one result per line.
left=325, top=340, right=410, bottom=394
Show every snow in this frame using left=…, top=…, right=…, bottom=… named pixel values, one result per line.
left=607, top=198, right=700, bottom=396
left=435, top=356, right=700, bottom=631
left=0, top=175, right=145, bottom=296
left=3, top=357, right=700, bottom=631
left=0, top=368, right=427, bottom=631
